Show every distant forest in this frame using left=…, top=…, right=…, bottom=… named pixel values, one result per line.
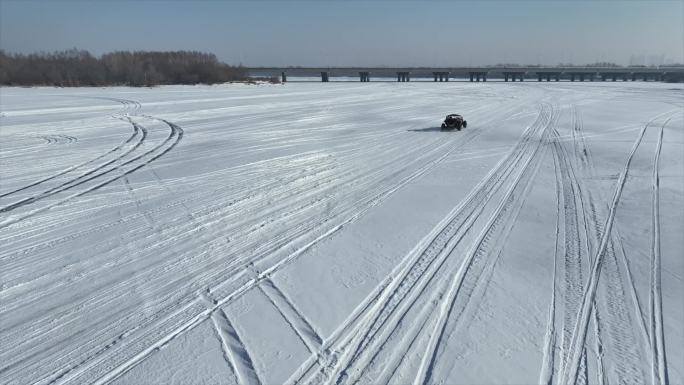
left=0, top=49, right=248, bottom=87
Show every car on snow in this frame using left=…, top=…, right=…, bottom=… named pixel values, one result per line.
left=441, top=114, right=467, bottom=130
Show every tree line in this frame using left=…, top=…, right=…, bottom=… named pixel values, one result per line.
left=0, top=49, right=248, bottom=86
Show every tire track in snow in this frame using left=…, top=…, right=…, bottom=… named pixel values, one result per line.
left=121, top=176, right=156, bottom=230
left=539, top=148, right=562, bottom=385
left=649, top=117, right=671, bottom=385
left=413, top=109, right=554, bottom=385
left=63, top=112, right=478, bottom=385
left=37, top=135, right=78, bottom=145
left=2, top=137, right=440, bottom=346
left=302, top=105, right=543, bottom=382
left=1, top=91, right=518, bottom=262
left=1, top=127, right=138, bottom=199
left=372, top=139, right=548, bottom=385
left=0, top=153, right=336, bottom=263
left=0, top=98, right=141, bottom=199
left=560, top=110, right=677, bottom=385
left=548, top=123, right=591, bottom=385
left=258, top=277, right=323, bottom=353
left=4, top=97, right=502, bottom=308
left=339, top=111, right=551, bottom=384
left=377, top=250, right=507, bottom=385
left=0, top=119, right=148, bottom=214
left=571, top=105, right=656, bottom=384
left=211, top=308, right=262, bottom=385
left=16, top=92, right=532, bottom=384
left=0, top=117, right=183, bottom=229
left=0, top=87, right=532, bottom=384
left=5, top=117, right=183, bottom=382
left=363, top=113, right=553, bottom=385
left=286, top=104, right=552, bottom=385
left=568, top=105, right=606, bottom=385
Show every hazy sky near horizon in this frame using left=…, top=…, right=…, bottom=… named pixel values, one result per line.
left=1, top=0, right=682, bottom=66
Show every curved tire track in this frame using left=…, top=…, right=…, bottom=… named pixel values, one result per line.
left=0, top=116, right=183, bottom=229
left=0, top=98, right=142, bottom=199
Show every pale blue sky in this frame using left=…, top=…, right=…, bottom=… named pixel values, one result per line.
left=1, top=1, right=682, bottom=66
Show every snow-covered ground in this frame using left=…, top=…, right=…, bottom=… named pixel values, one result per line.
left=1, top=81, right=682, bottom=385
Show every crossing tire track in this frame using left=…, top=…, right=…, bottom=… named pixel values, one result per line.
left=560, top=111, right=676, bottom=385
left=0, top=98, right=142, bottom=199
left=571, top=106, right=660, bottom=384
left=285, top=104, right=553, bottom=385
left=0, top=117, right=183, bottom=229
left=45, top=108, right=480, bottom=385
left=0, top=119, right=148, bottom=214
left=413, top=108, right=554, bottom=385
left=551, top=126, right=590, bottom=385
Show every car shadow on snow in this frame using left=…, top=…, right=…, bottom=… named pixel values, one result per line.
left=408, top=127, right=459, bottom=133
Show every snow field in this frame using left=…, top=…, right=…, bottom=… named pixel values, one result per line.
left=0, top=82, right=682, bottom=385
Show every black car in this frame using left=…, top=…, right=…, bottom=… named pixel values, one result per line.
left=441, top=114, right=467, bottom=130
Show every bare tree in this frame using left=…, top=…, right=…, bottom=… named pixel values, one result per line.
left=0, top=49, right=247, bottom=86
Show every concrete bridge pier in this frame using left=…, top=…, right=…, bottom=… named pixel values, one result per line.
left=601, top=72, right=627, bottom=81
left=569, top=72, right=594, bottom=82
left=432, top=72, right=449, bottom=82
left=359, top=71, right=370, bottom=82
left=397, top=72, right=410, bottom=82
left=469, top=71, right=487, bottom=82
left=506, top=72, right=524, bottom=82
left=536, top=72, right=554, bottom=82
left=321, top=71, right=330, bottom=82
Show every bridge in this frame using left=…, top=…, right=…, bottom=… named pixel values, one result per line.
left=249, top=66, right=684, bottom=83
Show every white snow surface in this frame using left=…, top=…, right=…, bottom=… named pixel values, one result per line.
left=0, top=82, right=682, bottom=385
